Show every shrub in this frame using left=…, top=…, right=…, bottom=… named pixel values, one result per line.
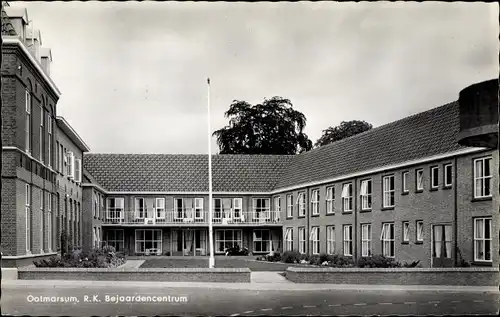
left=299, top=253, right=309, bottom=262
left=327, top=254, right=355, bottom=268
left=357, top=255, right=401, bottom=268
left=402, top=260, right=420, bottom=268
left=266, top=252, right=281, bottom=262
left=33, top=247, right=126, bottom=268
left=282, top=250, right=301, bottom=264
left=308, top=255, right=322, bottom=266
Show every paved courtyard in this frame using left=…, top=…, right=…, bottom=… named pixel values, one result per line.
left=138, top=256, right=302, bottom=271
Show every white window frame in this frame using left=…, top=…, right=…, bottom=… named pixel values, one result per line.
left=67, top=151, right=75, bottom=178
left=213, top=198, right=222, bottom=220
left=59, top=144, right=64, bottom=173
left=416, top=169, right=424, bottom=191
left=253, top=229, right=271, bottom=253
left=47, top=115, right=52, bottom=167
left=252, top=198, right=270, bottom=221
left=285, top=228, right=293, bottom=252
left=297, top=192, right=306, bottom=217
left=25, top=184, right=31, bottom=253
left=99, top=194, right=104, bottom=218
left=473, top=157, right=492, bottom=199
left=215, top=229, right=242, bottom=253
left=25, top=90, right=31, bottom=153
left=135, top=229, right=162, bottom=255
left=311, top=189, right=320, bottom=216
left=273, top=196, right=281, bottom=220
left=360, top=179, right=372, bottom=210
left=474, top=217, right=492, bottom=262
left=327, top=226, right=335, bottom=255
left=444, top=163, right=453, bottom=187
left=382, top=175, right=395, bottom=208
left=343, top=225, right=353, bottom=256
left=47, top=208, right=52, bottom=252
left=416, top=220, right=424, bottom=242
left=361, top=224, right=371, bottom=257
left=135, top=197, right=145, bottom=219
left=105, top=229, right=125, bottom=252
left=39, top=105, right=44, bottom=162
left=156, top=198, right=166, bottom=219
left=74, top=158, right=82, bottom=183
left=403, top=221, right=410, bottom=242
left=107, top=197, right=124, bottom=222
left=341, top=183, right=353, bottom=212
left=194, top=198, right=204, bottom=219
left=309, top=226, right=320, bottom=255
left=92, top=192, right=97, bottom=217
left=402, top=171, right=409, bottom=193
left=431, top=166, right=439, bottom=189
left=381, top=223, right=395, bottom=258
left=286, top=194, right=293, bottom=218
left=298, top=227, right=306, bottom=254
left=326, top=186, right=335, bottom=214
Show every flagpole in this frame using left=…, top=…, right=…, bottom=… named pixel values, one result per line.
left=207, top=77, right=215, bottom=268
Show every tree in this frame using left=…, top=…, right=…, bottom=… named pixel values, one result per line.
left=213, top=96, right=313, bottom=155
left=315, top=120, right=373, bottom=147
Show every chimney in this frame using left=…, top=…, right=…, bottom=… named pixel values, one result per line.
left=40, top=47, right=52, bottom=76
left=26, top=27, right=42, bottom=63
left=3, top=7, right=28, bottom=41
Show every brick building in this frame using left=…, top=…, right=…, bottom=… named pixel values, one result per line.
left=1, top=7, right=87, bottom=267
left=1, top=7, right=497, bottom=269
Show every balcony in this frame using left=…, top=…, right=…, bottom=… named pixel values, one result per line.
left=101, top=209, right=282, bottom=227
left=457, top=78, right=498, bottom=149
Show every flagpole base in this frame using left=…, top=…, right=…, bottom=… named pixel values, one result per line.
left=209, top=256, right=215, bottom=268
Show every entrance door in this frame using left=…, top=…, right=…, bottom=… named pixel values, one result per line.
left=432, top=224, right=453, bottom=267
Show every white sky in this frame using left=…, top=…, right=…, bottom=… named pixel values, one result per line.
left=12, top=1, right=499, bottom=154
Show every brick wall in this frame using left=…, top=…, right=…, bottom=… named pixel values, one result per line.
left=1, top=178, right=17, bottom=255
left=285, top=267, right=499, bottom=286
left=18, top=267, right=251, bottom=283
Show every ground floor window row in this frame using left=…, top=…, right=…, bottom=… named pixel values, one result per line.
left=284, top=217, right=492, bottom=263
left=100, top=229, right=281, bottom=255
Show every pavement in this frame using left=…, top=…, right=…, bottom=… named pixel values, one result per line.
left=2, top=279, right=499, bottom=316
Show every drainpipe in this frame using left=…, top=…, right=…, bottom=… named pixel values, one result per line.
left=453, top=156, right=458, bottom=266
left=306, top=187, right=310, bottom=255
left=353, top=178, right=358, bottom=265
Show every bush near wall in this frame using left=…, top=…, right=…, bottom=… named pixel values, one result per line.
left=34, top=245, right=126, bottom=268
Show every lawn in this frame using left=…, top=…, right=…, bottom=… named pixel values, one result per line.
left=139, top=257, right=302, bottom=271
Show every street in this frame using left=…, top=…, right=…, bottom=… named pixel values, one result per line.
left=2, top=283, right=498, bottom=316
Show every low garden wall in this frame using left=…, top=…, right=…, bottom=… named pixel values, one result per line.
left=285, top=267, right=499, bottom=286
left=18, top=267, right=251, bottom=283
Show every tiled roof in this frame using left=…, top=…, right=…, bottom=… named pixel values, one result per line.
left=83, top=154, right=294, bottom=192
left=274, top=101, right=468, bottom=190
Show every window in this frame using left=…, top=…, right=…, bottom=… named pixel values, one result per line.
left=273, top=196, right=281, bottom=220
left=285, top=228, right=293, bottom=251
left=156, top=198, right=166, bottom=218
left=327, top=226, right=335, bottom=255
left=308, top=227, right=320, bottom=254
left=298, top=227, right=306, bottom=254
left=135, top=198, right=145, bottom=219
left=216, top=229, right=242, bottom=253
left=402, top=171, right=409, bottom=193
left=416, top=169, right=424, bottom=191
left=326, top=186, right=335, bottom=214
left=107, top=198, right=124, bottom=222
left=25, top=184, right=31, bottom=253
left=39, top=106, right=44, bottom=162
left=361, top=224, right=372, bottom=257
left=47, top=207, right=52, bottom=252
left=360, top=179, right=372, bottom=210
left=432, top=225, right=452, bottom=259
left=343, top=225, right=353, bottom=256
left=25, top=90, right=31, bottom=153
left=59, top=144, right=64, bottom=173
left=105, top=229, right=124, bottom=252
left=74, top=159, right=82, bottom=183
left=416, top=221, right=424, bottom=242
left=341, top=183, right=353, bottom=212
left=253, top=229, right=271, bottom=252
left=194, top=198, right=203, bottom=219
left=474, top=218, right=492, bottom=262
left=67, top=151, right=75, bottom=178
left=381, top=223, right=395, bottom=257
left=99, top=195, right=104, bottom=218
left=253, top=198, right=270, bottom=221
left=40, top=190, right=43, bottom=253
left=382, top=175, right=395, bottom=208
left=286, top=194, right=293, bottom=218
left=444, top=164, right=453, bottom=187
left=47, top=115, right=52, bottom=167
left=474, top=157, right=492, bottom=198
left=92, top=193, right=97, bottom=217
left=135, top=229, right=162, bottom=254
left=213, top=198, right=222, bottom=220
left=297, top=192, right=306, bottom=217
left=431, top=166, right=439, bottom=189
left=93, top=227, right=97, bottom=248
left=311, top=190, right=320, bottom=215
left=403, top=221, right=409, bottom=242
left=55, top=141, right=59, bottom=171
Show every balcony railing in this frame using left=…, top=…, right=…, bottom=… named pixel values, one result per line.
left=102, top=209, right=282, bottom=226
